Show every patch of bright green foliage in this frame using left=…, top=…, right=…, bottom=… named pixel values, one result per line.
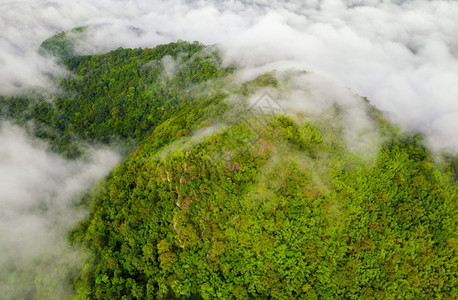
left=40, top=26, right=86, bottom=58
left=70, top=112, right=457, bottom=299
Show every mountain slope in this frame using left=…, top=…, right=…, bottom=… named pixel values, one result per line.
left=71, top=110, right=457, bottom=299
left=1, top=40, right=231, bottom=158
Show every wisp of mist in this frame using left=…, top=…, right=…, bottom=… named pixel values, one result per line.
left=0, top=122, right=119, bottom=297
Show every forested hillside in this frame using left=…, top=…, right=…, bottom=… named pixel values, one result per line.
left=1, top=38, right=231, bottom=158
left=0, top=31, right=456, bottom=299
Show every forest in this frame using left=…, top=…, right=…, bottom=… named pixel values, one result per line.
left=0, top=29, right=456, bottom=299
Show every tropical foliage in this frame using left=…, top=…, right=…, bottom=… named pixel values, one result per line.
left=0, top=31, right=456, bottom=299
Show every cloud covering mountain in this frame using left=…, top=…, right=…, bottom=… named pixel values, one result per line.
left=1, top=0, right=457, bottom=152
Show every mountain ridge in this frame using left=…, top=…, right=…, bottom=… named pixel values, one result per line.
left=0, top=32, right=456, bottom=299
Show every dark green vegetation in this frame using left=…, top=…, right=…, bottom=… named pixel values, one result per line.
left=1, top=33, right=456, bottom=299
left=1, top=39, right=230, bottom=158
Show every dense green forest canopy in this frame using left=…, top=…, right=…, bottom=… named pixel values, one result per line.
left=0, top=31, right=456, bottom=299
left=1, top=38, right=231, bottom=158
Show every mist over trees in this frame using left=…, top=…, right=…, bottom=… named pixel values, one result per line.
left=2, top=0, right=458, bottom=152
left=0, top=32, right=456, bottom=298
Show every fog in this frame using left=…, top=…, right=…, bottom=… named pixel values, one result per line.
left=1, top=0, right=457, bottom=152
left=0, top=122, right=119, bottom=297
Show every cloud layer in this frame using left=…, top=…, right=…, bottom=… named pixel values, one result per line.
left=0, top=122, right=119, bottom=297
left=1, top=0, right=457, bottom=152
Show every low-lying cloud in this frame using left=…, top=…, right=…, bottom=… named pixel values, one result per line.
left=1, top=0, right=457, bottom=152
left=0, top=122, right=119, bottom=297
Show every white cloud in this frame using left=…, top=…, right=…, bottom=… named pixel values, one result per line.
left=0, top=0, right=457, bottom=143
left=0, top=122, right=119, bottom=296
